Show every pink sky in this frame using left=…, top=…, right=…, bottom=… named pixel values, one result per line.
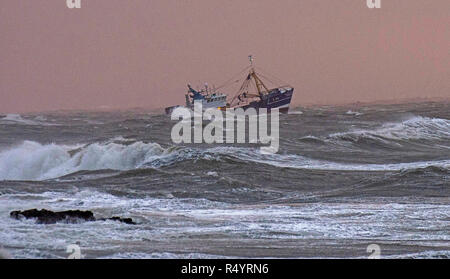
left=0, top=0, right=449, bottom=113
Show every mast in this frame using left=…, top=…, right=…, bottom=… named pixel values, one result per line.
left=229, top=56, right=273, bottom=107
left=248, top=55, right=270, bottom=97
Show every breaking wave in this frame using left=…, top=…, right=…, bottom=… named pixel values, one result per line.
left=328, top=116, right=450, bottom=142
left=0, top=141, right=166, bottom=181
left=207, top=146, right=450, bottom=172
left=345, top=110, right=363, bottom=116
left=1, top=137, right=449, bottom=181
left=0, top=114, right=40, bottom=125
left=0, top=114, right=58, bottom=126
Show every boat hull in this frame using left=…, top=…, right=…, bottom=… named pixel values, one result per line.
left=232, top=88, right=294, bottom=114
left=165, top=105, right=182, bottom=115
left=166, top=88, right=294, bottom=115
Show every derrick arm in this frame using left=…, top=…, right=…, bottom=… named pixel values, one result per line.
left=250, top=69, right=270, bottom=97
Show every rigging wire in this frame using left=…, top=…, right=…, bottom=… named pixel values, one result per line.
left=226, top=64, right=292, bottom=106
left=253, top=72, right=278, bottom=87
left=215, top=65, right=252, bottom=91
left=230, top=75, right=251, bottom=105
left=254, top=66, right=291, bottom=86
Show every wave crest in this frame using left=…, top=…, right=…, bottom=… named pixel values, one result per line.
left=1, top=134, right=449, bottom=181
left=329, top=116, right=450, bottom=142
left=0, top=141, right=165, bottom=181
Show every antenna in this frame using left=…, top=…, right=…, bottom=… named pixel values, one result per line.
left=248, top=55, right=254, bottom=67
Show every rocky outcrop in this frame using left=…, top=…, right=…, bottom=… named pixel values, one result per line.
left=98, top=216, right=136, bottom=225
left=10, top=209, right=136, bottom=225
left=10, top=209, right=95, bottom=224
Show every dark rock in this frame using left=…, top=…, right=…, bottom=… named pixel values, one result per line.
left=109, top=217, right=136, bottom=225
left=10, top=209, right=135, bottom=225
left=10, top=209, right=95, bottom=224
left=99, top=216, right=136, bottom=225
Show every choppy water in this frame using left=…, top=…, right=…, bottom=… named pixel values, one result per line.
left=0, top=102, right=449, bottom=258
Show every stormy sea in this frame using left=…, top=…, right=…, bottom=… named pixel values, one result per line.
left=0, top=102, right=448, bottom=259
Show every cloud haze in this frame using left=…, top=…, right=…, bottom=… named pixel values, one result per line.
left=0, top=0, right=449, bottom=113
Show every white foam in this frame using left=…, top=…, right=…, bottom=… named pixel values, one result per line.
left=206, top=146, right=450, bottom=171
left=288, top=110, right=303, bottom=115
left=0, top=114, right=60, bottom=126
left=330, top=116, right=450, bottom=141
left=0, top=141, right=166, bottom=181
left=1, top=114, right=39, bottom=125
left=1, top=128, right=448, bottom=181
left=207, top=171, right=218, bottom=177
left=1, top=188, right=448, bottom=258
left=101, top=252, right=235, bottom=259
left=0, top=247, right=11, bottom=259
left=250, top=152, right=450, bottom=171
left=383, top=250, right=450, bottom=259
left=345, top=110, right=363, bottom=116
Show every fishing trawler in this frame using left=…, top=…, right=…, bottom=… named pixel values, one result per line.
left=165, top=56, right=294, bottom=114
left=227, top=55, right=294, bottom=113
left=165, top=84, right=227, bottom=115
